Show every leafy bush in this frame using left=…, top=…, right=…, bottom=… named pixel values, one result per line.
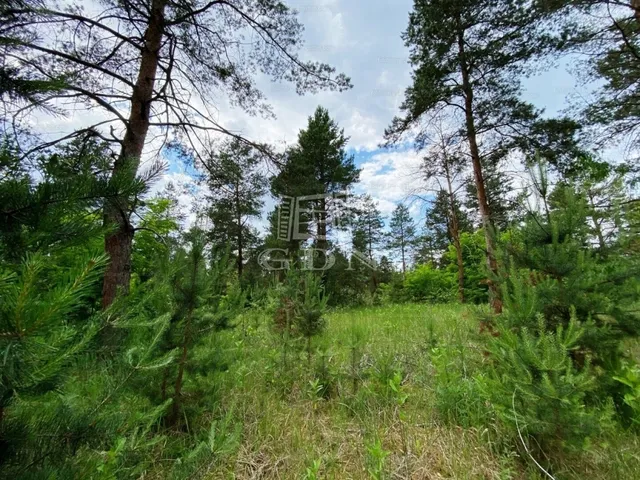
left=443, top=230, right=489, bottom=304
left=404, top=263, right=455, bottom=303
left=613, top=363, right=640, bottom=428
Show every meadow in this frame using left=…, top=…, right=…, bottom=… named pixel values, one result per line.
left=156, top=303, right=640, bottom=480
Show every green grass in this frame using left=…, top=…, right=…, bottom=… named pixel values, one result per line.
left=155, top=303, right=640, bottom=479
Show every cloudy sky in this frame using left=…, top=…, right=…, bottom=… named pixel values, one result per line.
left=27, top=0, right=594, bottom=235
left=160, top=0, right=593, bottom=229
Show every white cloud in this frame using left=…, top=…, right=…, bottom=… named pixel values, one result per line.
left=356, top=149, right=425, bottom=214
left=16, top=0, right=600, bottom=236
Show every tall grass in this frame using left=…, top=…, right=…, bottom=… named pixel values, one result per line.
left=153, top=304, right=640, bottom=479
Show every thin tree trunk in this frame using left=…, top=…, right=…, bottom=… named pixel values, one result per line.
left=102, top=0, right=167, bottom=308
left=457, top=29, right=502, bottom=313
left=161, top=367, right=169, bottom=401
left=235, top=184, right=244, bottom=278
left=368, top=225, right=378, bottom=292
left=633, top=0, right=640, bottom=25
left=587, top=191, right=607, bottom=251
left=318, top=196, right=328, bottom=252
left=443, top=160, right=465, bottom=303
left=400, top=224, right=406, bottom=276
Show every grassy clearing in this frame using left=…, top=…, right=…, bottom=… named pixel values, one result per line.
left=159, top=303, right=640, bottom=479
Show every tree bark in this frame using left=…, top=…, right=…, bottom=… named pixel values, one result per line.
left=102, top=0, right=167, bottom=308
left=317, top=196, right=328, bottom=252
left=633, top=0, right=640, bottom=26
left=457, top=29, right=502, bottom=313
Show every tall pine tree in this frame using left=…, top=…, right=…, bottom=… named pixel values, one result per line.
left=272, top=106, right=360, bottom=253
left=387, top=204, right=417, bottom=276
left=384, top=0, right=560, bottom=312
left=204, top=138, right=268, bottom=279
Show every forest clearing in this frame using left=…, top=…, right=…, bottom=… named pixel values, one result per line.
left=2, top=0, right=640, bottom=478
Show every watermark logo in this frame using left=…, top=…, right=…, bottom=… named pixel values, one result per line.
left=259, top=192, right=377, bottom=271
left=277, top=192, right=351, bottom=242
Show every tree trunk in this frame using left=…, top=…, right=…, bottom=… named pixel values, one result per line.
left=457, top=29, right=502, bottom=313
left=235, top=184, right=244, bottom=278
left=368, top=227, right=378, bottom=292
left=443, top=161, right=465, bottom=303
left=633, top=0, right=640, bottom=25
left=400, top=224, right=406, bottom=276
left=587, top=191, right=607, bottom=251
left=102, top=0, right=167, bottom=308
left=317, top=196, right=328, bottom=252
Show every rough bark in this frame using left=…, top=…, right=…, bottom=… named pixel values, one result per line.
left=102, top=0, right=167, bottom=308
left=457, top=30, right=502, bottom=313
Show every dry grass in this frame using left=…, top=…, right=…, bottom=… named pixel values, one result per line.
left=187, top=303, right=640, bottom=480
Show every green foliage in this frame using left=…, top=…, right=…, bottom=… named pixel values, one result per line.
left=0, top=253, right=106, bottom=414
left=294, top=272, right=329, bottom=341
left=478, top=315, right=610, bottom=451
left=613, top=363, right=640, bottom=427
left=131, top=197, right=180, bottom=283
left=431, top=344, right=489, bottom=428
left=424, top=189, right=473, bottom=254
left=443, top=230, right=489, bottom=303
left=271, top=106, right=359, bottom=200
left=365, top=438, right=390, bottom=480
left=474, top=161, right=640, bottom=460
left=303, top=458, right=322, bottom=480
left=204, top=138, right=268, bottom=279
left=403, top=263, right=455, bottom=303
left=387, top=203, right=416, bottom=274
left=0, top=137, right=117, bottom=262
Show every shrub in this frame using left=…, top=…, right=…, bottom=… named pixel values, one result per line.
left=443, top=230, right=489, bottom=304
left=478, top=313, right=612, bottom=453
left=404, top=263, right=455, bottom=303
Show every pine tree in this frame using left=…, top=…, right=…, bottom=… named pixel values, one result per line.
left=163, top=228, right=244, bottom=427
left=1, top=1, right=351, bottom=307
left=0, top=253, right=106, bottom=433
left=294, top=272, right=328, bottom=363
left=539, top=0, right=640, bottom=150
left=419, top=120, right=471, bottom=301
left=271, top=106, right=360, bottom=252
left=352, top=195, right=385, bottom=291
left=479, top=313, right=606, bottom=455
left=131, top=197, right=180, bottom=283
left=204, top=138, right=268, bottom=279
left=465, top=159, right=520, bottom=230
left=384, top=0, right=561, bottom=312
left=0, top=136, right=146, bottom=264
left=483, top=161, right=640, bottom=444
left=387, top=204, right=417, bottom=276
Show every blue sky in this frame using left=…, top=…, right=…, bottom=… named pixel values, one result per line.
left=150, top=0, right=599, bottom=232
